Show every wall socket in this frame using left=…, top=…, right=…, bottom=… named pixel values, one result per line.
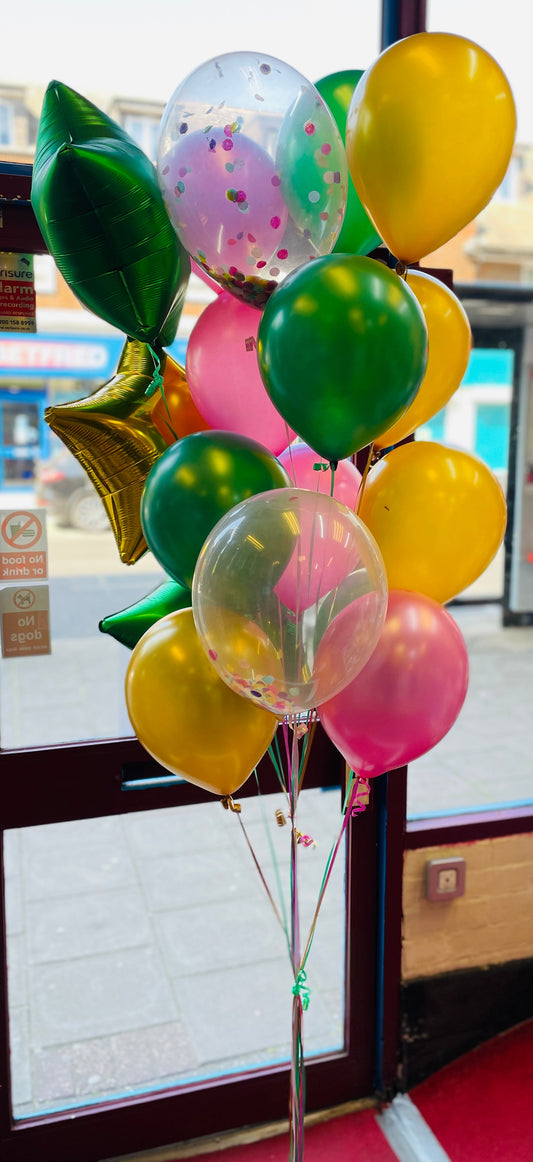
left=426, top=857, right=466, bottom=901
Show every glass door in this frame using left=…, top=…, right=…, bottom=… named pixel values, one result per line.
left=0, top=392, right=46, bottom=490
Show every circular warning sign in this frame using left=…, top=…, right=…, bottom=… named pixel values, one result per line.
left=13, top=588, right=36, bottom=610
left=1, top=511, right=43, bottom=550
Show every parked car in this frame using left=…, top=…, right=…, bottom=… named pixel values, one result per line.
left=34, top=447, right=110, bottom=533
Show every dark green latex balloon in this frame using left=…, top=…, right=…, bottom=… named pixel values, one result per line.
left=315, top=70, right=381, bottom=256
left=31, top=80, right=189, bottom=346
left=258, top=254, right=428, bottom=463
left=141, top=431, right=291, bottom=588
left=99, top=579, right=191, bottom=649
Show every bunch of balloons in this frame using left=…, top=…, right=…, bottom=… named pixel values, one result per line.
left=33, top=32, right=515, bottom=802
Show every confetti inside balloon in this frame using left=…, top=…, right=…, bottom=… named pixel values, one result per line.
left=157, top=52, right=348, bottom=306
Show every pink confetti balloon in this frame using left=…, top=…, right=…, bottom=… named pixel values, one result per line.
left=320, top=590, right=469, bottom=777
left=158, top=52, right=347, bottom=307
left=160, top=127, right=288, bottom=301
left=278, top=442, right=361, bottom=507
left=186, top=292, right=295, bottom=455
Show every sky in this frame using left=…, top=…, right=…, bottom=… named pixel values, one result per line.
left=2, top=0, right=531, bottom=140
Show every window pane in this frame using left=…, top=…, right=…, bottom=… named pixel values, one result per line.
left=407, top=602, right=533, bottom=817
left=416, top=343, right=513, bottom=601
left=5, top=789, right=345, bottom=1119
left=426, top=1, right=532, bottom=286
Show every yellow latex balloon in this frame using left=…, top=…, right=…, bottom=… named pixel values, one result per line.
left=346, top=32, right=516, bottom=263
left=125, top=609, right=276, bottom=797
left=375, top=272, right=472, bottom=449
left=358, top=441, right=507, bottom=604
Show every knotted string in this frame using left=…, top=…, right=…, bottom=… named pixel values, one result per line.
left=144, top=344, right=164, bottom=399
left=292, top=968, right=311, bottom=1011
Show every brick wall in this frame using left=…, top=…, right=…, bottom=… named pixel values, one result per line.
left=402, top=834, right=533, bottom=980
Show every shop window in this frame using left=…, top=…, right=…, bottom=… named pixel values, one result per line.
left=475, top=403, right=510, bottom=471
left=0, top=101, right=14, bottom=147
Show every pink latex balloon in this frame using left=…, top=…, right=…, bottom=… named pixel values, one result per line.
left=191, top=259, right=222, bottom=295
left=159, top=128, right=288, bottom=292
left=186, top=292, right=295, bottom=455
left=320, top=590, right=469, bottom=777
left=274, top=500, right=366, bottom=612
left=279, top=443, right=361, bottom=507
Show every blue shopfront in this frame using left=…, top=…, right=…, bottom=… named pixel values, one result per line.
left=0, top=332, right=188, bottom=490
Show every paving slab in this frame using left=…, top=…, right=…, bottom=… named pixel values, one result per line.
left=29, top=946, right=177, bottom=1046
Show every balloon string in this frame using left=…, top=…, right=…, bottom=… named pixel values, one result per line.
left=356, top=442, right=375, bottom=515
left=298, top=711, right=318, bottom=792
left=329, top=460, right=338, bottom=498
left=290, top=993, right=306, bottom=1162
left=235, top=806, right=288, bottom=937
left=299, top=774, right=370, bottom=974
left=286, top=429, right=297, bottom=485
left=253, top=769, right=291, bottom=955
left=144, top=344, right=164, bottom=399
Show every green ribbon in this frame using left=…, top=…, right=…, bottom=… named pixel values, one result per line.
left=292, top=969, right=311, bottom=1011
left=144, top=344, right=164, bottom=399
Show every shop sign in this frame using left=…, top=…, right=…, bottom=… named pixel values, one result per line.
left=0, top=252, right=37, bottom=334
left=0, top=583, right=50, bottom=657
left=0, top=509, right=48, bottom=581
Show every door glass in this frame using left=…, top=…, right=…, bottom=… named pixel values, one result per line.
left=1, top=401, right=41, bottom=487
left=5, top=789, right=345, bottom=1119
left=426, top=0, right=532, bottom=286
left=0, top=425, right=164, bottom=749
left=416, top=344, right=513, bottom=601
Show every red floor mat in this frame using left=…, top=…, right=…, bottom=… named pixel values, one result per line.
left=411, top=1019, right=533, bottom=1162
left=183, top=1108, right=396, bottom=1161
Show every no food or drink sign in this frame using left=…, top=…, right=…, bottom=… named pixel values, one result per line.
left=0, top=509, right=48, bottom=581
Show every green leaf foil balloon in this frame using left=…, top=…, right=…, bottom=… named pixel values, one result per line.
left=315, top=70, right=381, bottom=256
left=258, top=254, right=428, bottom=462
left=99, top=578, right=192, bottom=649
left=141, top=431, right=292, bottom=589
left=31, top=80, right=189, bottom=345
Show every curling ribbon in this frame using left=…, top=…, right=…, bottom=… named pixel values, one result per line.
left=292, top=969, right=311, bottom=1011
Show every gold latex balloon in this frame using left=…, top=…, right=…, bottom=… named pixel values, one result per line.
left=358, top=441, right=507, bottom=604
left=151, top=359, right=210, bottom=445
left=346, top=32, right=516, bottom=263
left=45, top=341, right=178, bottom=565
left=375, top=272, right=472, bottom=449
left=125, top=609, right=277, bottom=797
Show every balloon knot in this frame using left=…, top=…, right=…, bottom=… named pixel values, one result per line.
left=329, top=460, right=338, bottom=472
left=221, top=795, right=242, bottom=813
left=145, top=369, right=163, bottom=399
left=395, top=261, right=408, bottom=279
left=292, top=969, right=311, bottom=1010
left=350, top=775, right=371, bottom=816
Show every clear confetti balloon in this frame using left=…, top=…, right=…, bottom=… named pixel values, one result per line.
left=157, top=52, right=348, bottom=307
left=192, top=488, right=387, bottom=715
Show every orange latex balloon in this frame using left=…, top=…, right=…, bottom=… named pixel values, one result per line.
left=358, top=441, right=507, bottom=604
left=375, top=272, right=472, bottom=449
left=346, top=32, right=516, bottom=263
left=125, top=609, right=276, bottom=797
left=151, top=356, right=210, bottom=445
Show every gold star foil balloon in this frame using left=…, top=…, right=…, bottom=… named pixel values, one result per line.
left=45, top=340, right=180, bottom=565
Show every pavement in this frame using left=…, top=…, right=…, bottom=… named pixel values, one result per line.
left=2, top=494, right=532, bottom=1121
